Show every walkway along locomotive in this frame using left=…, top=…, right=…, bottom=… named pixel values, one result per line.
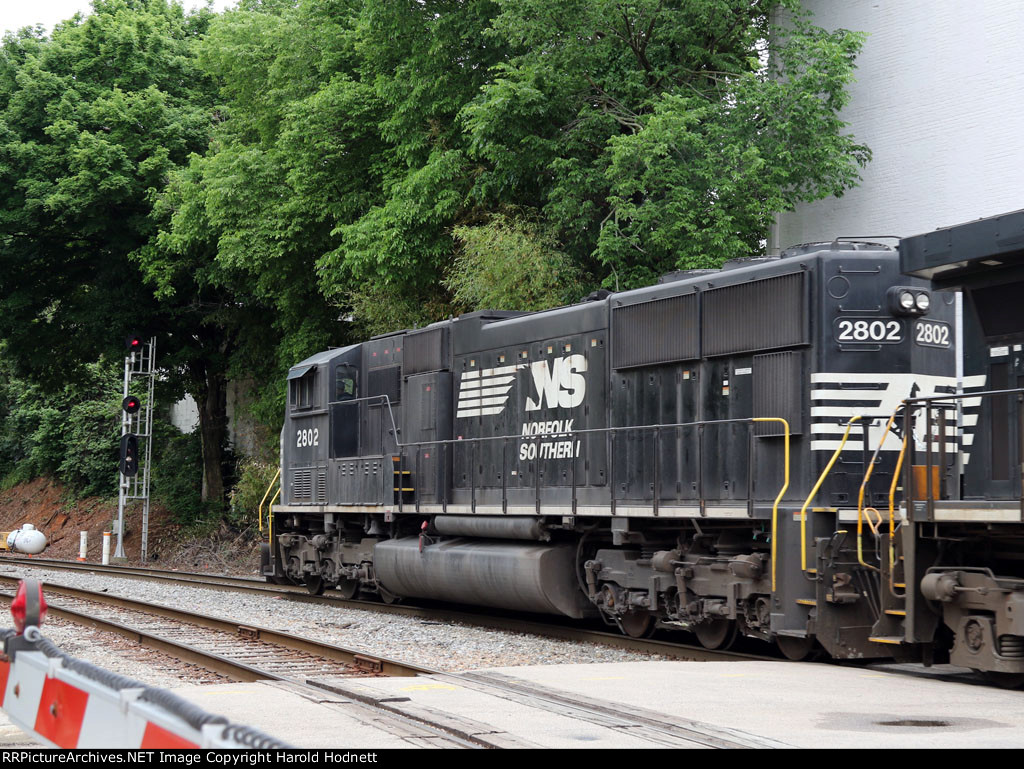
left=264, top=208, right=1024, bottom=682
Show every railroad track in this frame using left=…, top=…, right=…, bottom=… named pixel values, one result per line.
left=0, top=577, right=502, bottom=748
left=0, top=575, right=778, bottom=748
left=0, top=574, right=426, bottom=679
left=0, top=556, right=764, bottom=663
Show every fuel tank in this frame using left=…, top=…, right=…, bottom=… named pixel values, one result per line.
left=373, top=537, right=592, bottom=618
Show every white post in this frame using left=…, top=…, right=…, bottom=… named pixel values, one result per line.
left=78, top=532, right=88, bottom=562
left=102, top=532, right=111, bottom=566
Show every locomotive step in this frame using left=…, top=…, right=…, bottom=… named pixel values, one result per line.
left=796, top=599, right=817, bottom=606
left=884, top=609, right=907, bottom=616
left=868, top=636, right=904, bottom=645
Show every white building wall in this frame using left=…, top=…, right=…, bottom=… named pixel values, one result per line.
left=168, top=395, right=199, bottom=433
left=774, top=1, right=1024, bottom=250
left=168, top=380, right=261, bottom=457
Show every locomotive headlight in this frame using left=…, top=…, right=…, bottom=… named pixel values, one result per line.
left=888, top=285, right=928, bottom=316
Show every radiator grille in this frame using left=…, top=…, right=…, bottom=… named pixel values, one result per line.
left=703, top=272, right=807, bottom=357
left=316, top=470, right=327, bottom=504
left=753, top=351, right=804, bottom=436
left=612, top=293, right=699, bottom=369
left=404, top=327, right=449, bottom=375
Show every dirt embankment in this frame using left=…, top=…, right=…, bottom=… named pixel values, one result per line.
left=0, top=478, right=260, bottom=574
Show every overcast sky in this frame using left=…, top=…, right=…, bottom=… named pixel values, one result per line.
left=2, top=1, right=237, bottom=37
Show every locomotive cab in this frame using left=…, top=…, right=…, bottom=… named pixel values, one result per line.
left=901, top=209, right=1024, bottom=683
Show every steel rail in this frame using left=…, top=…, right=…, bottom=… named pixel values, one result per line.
left=0, top=574, right=426, bottom=677
left=1, top=557, right=268, bottom=587
left=0, top=590, right=280, bottom=683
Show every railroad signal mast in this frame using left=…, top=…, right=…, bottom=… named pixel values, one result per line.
left=116, top=335, right=156, bottom=562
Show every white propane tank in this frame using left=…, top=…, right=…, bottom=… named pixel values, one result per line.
left=7, top=524, right=48, bottom=555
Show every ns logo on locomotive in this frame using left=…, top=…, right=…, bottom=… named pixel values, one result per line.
left=264, top=208, right=1024, bottom=684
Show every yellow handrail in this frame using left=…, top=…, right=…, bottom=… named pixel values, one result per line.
left=888, top=432, right=909, bottom=595
left=799, top=416, right=862, bottom=573
left=855, top=411, right=900, bottom=572
left=258, top=468, right=281, bottom=536
left=268, top=486, right=281, bottom=545
left=752, top=417, right=790, bottom=593
left=862, top=506, right=882, bottom=536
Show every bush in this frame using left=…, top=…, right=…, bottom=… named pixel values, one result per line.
left=150, top=420, right=204, bottom=524
left=229, top=457, right=279, bottom=531
left=0, top=358, right=121, bottom=496
left=448, top=214, right=588, bottom=312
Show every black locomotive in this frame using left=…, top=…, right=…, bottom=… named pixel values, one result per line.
left=265, top=208, right=1024, bottom=682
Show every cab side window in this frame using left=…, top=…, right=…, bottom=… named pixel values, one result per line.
left=335, top=365, right=358, bottom=401
left=290, top=370, right=318, bottom=411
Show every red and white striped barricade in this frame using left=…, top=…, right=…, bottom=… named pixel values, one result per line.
left=1, top=579, right=290, bottom=749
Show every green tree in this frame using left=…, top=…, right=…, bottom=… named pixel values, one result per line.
left=0, top=355, right=122, bottom=496
left=0, top=0, right=239, bottom=504
left=146, top=1, right=351, bottom=435
left=460, top=0, right=870, bottom=289
left=188, top=0, right=868, bottom=322
left=175, top=1, right=511, bottom=332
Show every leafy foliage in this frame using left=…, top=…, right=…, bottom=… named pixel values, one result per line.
left=149, top=420, right=204, bottom=523
left=0, top=0, right=873, bottom=520
left=229, top=456, right=278, bottom=529
left=0, top=357, right=121, bottom=496
left=448, top=214, right=585, bottom=312
left=0, top=0, right=218, bottom=381
left=461, top=0, right=869, bottom=287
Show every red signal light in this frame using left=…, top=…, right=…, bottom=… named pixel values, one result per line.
left=125, top=335, right=143, bottom=352
left=122, top=396, right=141, bottom=415
left=10, top=579, right=47, bottom=634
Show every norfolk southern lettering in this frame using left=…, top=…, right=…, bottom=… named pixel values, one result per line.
left=456, top=354, right=588, bottom=419
left=518, top=419, right=581, bottom=460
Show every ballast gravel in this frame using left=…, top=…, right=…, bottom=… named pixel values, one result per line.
left=0, top=564, right=659, bottom=687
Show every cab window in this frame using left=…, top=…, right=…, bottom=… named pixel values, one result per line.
left=335, top=365, right=358, bottom=401
left=290, top=370, right=318, bottom=410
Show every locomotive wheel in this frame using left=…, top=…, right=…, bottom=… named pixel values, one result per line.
left=693, top=619, right=738, bottom=650
left=336, top=579, right=359, bottom=600
left=378, top=586, right=401, bottom=604
left=618, top=610, right=655, bottom=639
left=305, top=576, right=328, bottom=596
left=775, top=634, right=817, bottom=661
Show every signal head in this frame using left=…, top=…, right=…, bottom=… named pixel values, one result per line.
left=125, top=334, right=143, bottom=352
left=120, top=433, right=139, bottom=477
left=122, top=395, right=141, bottom=415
